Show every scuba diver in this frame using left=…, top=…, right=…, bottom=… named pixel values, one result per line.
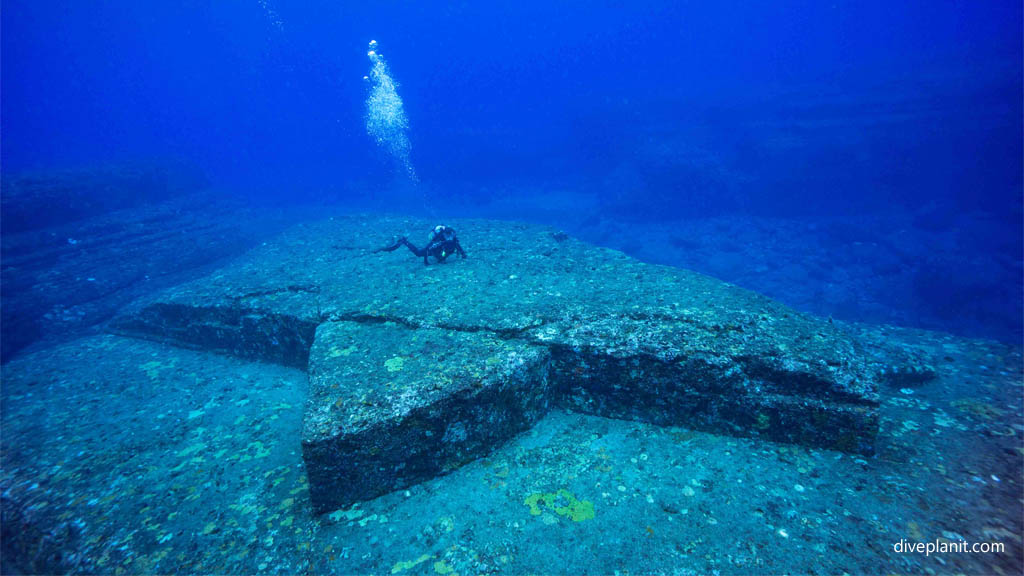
left=374, top=225, right=467, bottom=265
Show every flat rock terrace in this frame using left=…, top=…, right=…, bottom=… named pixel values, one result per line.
left=112, top=215, right=890, bottom=512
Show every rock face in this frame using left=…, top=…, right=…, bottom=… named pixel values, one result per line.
left=303, top=322, right=551, bottom=512
left=113, top=214, right=881, bottom=511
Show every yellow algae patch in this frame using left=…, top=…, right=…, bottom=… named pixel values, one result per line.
left=229, top=503, right=259, bottom=515
left=140, top=361, right=166, bottom=380
left=139, top=358, right=179, bottom=380
left=951, top=399, right=1005, bottom=420
left=328, top=507, right=364, bottom=522
left=238, top=441, right=271, bottom=461
left=437, top=516, right=455, bottom=533
left=177, top=443, right=206, bottom=457
left=433, top=560, right=454, bottom=574
left=392, top=554, right=432, bottom=574
left=385, top=357, right=406, bottom=373
left=330, top=345, right=358, bottom=358
left=524, top=489, right=595, bottom=522
left=140, top=361, right=161, bottom=379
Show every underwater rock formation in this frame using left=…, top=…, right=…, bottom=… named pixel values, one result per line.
left=113, top=215, right=882, bottom=510
left=0, top=184, right=296, bottom=361
left=303, top=322, right=552, bottom=512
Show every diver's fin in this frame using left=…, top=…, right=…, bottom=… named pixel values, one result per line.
left=373, top=236, right=407, bottom=253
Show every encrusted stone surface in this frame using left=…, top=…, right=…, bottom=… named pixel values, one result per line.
left=303, top=321, right=551, bottom=512
left=113, top=214, right=884, bottom=507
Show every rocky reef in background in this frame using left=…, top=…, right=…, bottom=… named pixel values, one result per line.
left=0, top=164, right=206, bottom=233
left=0, top=166, right=302, bottom=360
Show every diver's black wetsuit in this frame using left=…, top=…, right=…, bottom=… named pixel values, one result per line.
left=374, top=225, right=467, bottom=265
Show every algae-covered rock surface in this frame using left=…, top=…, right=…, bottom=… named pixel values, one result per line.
left=108, top=215, right=887, bottom=517
left=115, top=215, right=880, bottom=472
left=3, top=215, right=1021, bottom=574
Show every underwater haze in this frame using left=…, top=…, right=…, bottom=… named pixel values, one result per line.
left=4, top=0, right=1022, bottom=343
left=2, top=1, right=1023, bottom=575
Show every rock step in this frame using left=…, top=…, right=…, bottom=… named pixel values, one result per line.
left=114, top=302, right=320, bottom=369
left=110, top=215, right=885, bottom=509
left=300, top=319, right=880, bottom=511
left=302, top=321, right=552, bottom=512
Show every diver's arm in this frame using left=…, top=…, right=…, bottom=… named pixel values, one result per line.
left=455, top=239, right=467, bottom=258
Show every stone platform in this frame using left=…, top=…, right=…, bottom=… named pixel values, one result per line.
left=113, top=215, right=882, bottom=511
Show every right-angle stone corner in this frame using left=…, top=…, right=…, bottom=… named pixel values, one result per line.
left=301, top=320, right=552, bottom=513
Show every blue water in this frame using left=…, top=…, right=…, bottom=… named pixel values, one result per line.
left=2, top=3, right=1023, bottom=573
left=4, top=1, right=1020, bottom=347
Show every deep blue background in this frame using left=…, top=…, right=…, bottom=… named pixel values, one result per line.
left=3, top=0, right=1022, bottom=339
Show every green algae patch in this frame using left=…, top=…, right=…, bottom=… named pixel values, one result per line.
left=384, top=357, right=406, bottom=373
left=755, top=412, right=771, bottom=430
left=391, top=554, right=432, bottom=574
left=524, top=489, right=595, bottom=522
left=330, top=345, right=358, bottom=358
left=524, top=493, right=545, bottom=516
left=327, top=506, right=364, bottom=523
left=951, top=399, right=1005, bottom=420
left=140, top=359, right=177, bottom=381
